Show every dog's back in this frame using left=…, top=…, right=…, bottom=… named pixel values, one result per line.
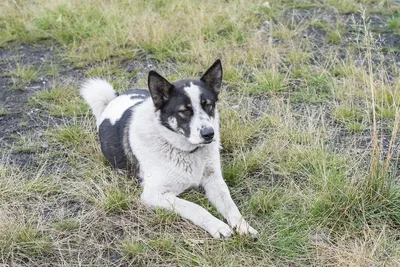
left=80, top=80, right=150, bottom=170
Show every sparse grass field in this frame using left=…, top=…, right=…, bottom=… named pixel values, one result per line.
left=1, top=0, right=400, bottom=266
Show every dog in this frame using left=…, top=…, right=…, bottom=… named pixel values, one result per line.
left=80, top=60, right=258, bottom=238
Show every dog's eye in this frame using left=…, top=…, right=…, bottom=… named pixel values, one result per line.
left=204, top=103, right=213, bottom=112
left=179, top=109, right=192, bottom=116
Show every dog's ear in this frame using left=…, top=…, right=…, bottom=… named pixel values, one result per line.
left=148, top=71, right=174, bottom=110
left=200, top=59, right=223, bottom=95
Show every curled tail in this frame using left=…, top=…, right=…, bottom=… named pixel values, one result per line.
left=80, top=79, right=117, bottom=121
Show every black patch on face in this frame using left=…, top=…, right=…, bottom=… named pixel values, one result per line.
left=188, top=80, right=218, bottom=118
left=197, top=81, right=218, bottom=117
left=156, top=79, right=218, bottom=137
left=158, top=84, right=192, bottom=137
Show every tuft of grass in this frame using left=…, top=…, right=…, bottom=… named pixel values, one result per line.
left=348, top=121, right=366, bottom=133
left=292, top=73, right=333, bottom=103
left=220, top=107, right=271, bottom=152
left=121, top=239, right=148, bottom=260
left=0, top=223, right=52, bottom=259
left=29, top=87, right=88, bottom=116
left=121, top=236, right=176, bottom=264
left=9, top=63, right=39, bottom=90
left=223, top=145, right=268, bottom=187
left=25, top=176, right=61, bottom=197
left=0, top=108, right=11, bottom=116
left=47, top=124, right=91, bottom=147
left=333, top=105, right=366, bottom=132
left=104, top=188, right=131, bottom=213
left=249, top=187, right=288, bottom=216
left=14, top=226, right=52, bottom=257
left=13, top=136, right=43, bottom=154
left=153, top=208, right=181, bottom=225
left=387, top=16, right=400, bottom=34
left=376, top=106, right=396, bottom=120
left=244, top=70, right=287, bottom=95
left=53, top=219, right=80, bottom=231
left=326, top=30, right=342, bottom=44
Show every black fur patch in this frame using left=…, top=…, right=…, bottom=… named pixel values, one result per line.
left=121, top=89, right=150, bottom=100
left=99, top=90, right=149, bottom=177
left=158, top=81, right=192, bottom=137
left=156, top=80, right=218, bottom=137
left=99, top=108, right=133, bottom=170
left=198, top=81, right=218, bottom=117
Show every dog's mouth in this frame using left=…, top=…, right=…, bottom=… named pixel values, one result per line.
left=188, top=140, right=213, bottom=153
left=188, top=139, right=214, bottom=146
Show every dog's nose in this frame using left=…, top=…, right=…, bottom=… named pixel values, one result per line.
left=200, top=127, right=214, bottom=141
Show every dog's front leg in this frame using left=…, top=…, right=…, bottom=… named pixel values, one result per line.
left=202, top=167, right=258, bottom=237
left=141, top=188, right=233, bottom=238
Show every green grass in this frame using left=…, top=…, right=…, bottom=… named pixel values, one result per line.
left=53, top=219, right=80, bottom=231
left=29, top=86, right=88, bottom=116
left=47, top=124, right=91, bottom=147
left=387, top=16, right=400, bottom=34
left=333, top=105, right=366, bottom=132
left=292, top=73, right=333, bottom=103
left=103, top=188, right=132, bottom=213
left=244, top=70, right=287, bottom=94
left=0, top=108, right=10, bottom=116
left=0, top=223, right=52, bottom=260
left=13, top=136, right=43, bottom=154
left=9, top=63, right=39, bottom=90
left=1, top=0, right=400, bottom=266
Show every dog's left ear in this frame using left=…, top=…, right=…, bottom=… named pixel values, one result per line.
left=201, top=59, right=223, bottom=95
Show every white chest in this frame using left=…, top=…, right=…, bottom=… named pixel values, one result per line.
left=136, top=141, right=208, bottom=194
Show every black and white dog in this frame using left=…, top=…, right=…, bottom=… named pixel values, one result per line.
left=80, top=60, right=257, bottom=238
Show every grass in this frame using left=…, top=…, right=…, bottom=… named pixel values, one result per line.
left=1, top=0, right=400, bottom=266
left=0, top=108, right=10, bottom=116
left=387, top=16, right=400, bottom=35
left=8, top=63, right=39, bottom=90
left=29, top=86, right=87, bottom=116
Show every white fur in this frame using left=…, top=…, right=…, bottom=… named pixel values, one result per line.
left=184, top=83, right=215, bottom=145
left=82, top=79, right=258, bottom=238
left=168, top=117, right=178, bottom=130
left=98, top=95, right=143, bottom=128
left=80, top=79, right=117, bottom=121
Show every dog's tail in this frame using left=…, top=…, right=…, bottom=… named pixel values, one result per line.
left=80, top=79, right=117, bottom=120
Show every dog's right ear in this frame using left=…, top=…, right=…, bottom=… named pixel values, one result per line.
left=148, top=71, right=174, bottom=110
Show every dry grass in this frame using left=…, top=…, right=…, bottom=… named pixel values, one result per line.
left=1, top=0, right=400, bottom=266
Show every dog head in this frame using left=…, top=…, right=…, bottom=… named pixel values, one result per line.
left=148, top=59, right=222, bottom=146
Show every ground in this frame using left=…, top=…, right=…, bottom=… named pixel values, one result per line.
left=1, top=0, right=400, bottom=266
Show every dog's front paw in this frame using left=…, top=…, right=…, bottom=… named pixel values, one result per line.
left=205, top=219, right=233, bottom=239
left=231, top=218, right=258, bottom=237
